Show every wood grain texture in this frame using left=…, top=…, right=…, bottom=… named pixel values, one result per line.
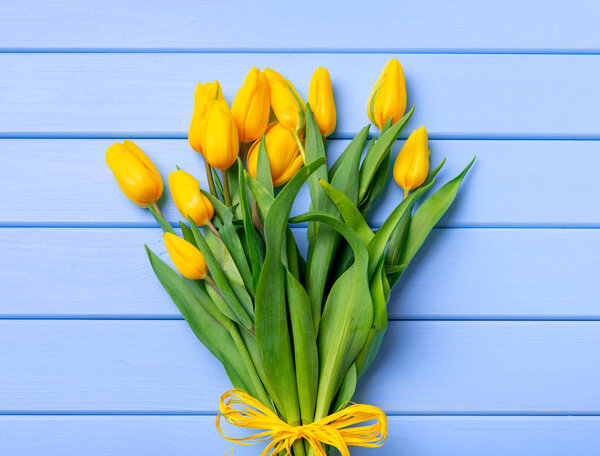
left=1, top=320, right=599, bottom=413
left=2, top=227, right=599, bottom=319
left=1, top=0, right=599, bottom=52
left=1, top=416, right=599, bottom=456
left=1, top=54, right=600, bottom=137
left=3, top=139, right=600, bottom=227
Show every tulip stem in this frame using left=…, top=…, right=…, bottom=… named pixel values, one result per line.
left=149, top=201, right=163, bottom=217
left=203, top=157, right=218, bottom=197
left=293, top=132, right=306, bottom=163
left=403, top=188, right=410, bottom=201
left=206, top=220, right=222, bottom=241
left=221, top=170, right=232, bottom=206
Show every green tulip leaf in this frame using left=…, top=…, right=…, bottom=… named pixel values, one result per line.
left=332, top=363, right=357, bottom=413
left=237, top=158, right=263, bottom=292
left=304, top=105, right=342, bottom=332
left=328, top=125, right=370, bottom=204
left=359, top=106, right=414, bottom=204
left=289, top=211, right=372, bottom=421
left=367, top=179, right=435, bottom=277
left=355, top=260, right=389, bottom=378
left=255, top=157, right=324, bottom=426
left=257, top=133, right=274, bottom=195
left=399, top=157, right=475, bottom=272
left=187, top=219, right=254, bottom=331
left=317, top=180, right=373, bottom=244
left=145, top=246, right=253, bottom=394
left=285, top=268, right=318, bottom=424
left=244, top=170, right=274, bottom=215
left=385, top=158, right=447, bottom=285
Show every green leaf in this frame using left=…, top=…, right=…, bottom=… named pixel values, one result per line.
left=290, top=211, right=372, bottom=421
left=328, top=125, right=370, bottom=204
left=317, top=180, right=373, bottom=244
left=358, top=106, right=414, bottom=203
left=367, top=179, right=435, bottom=277
left=212, top=204, right=255, bottom=295
left=145, top=246, right=252, bottom=393
left=179, top=222, right=197, bottom=246
left=187, top=219, right=254, bottom=331
left=385, top=158, right=446, bottom=285
left=244, top=170, right=274, bottom=215
left=285, top=269, right=318, bottom=424
left=204, top=228, right=245, bottom=288
left=203, top=227, right=254, bottom=317
left=200, top=188, right=228, bottom=221
left=399, top=157, right=475, bottom=272
left=359, top=152, right=390, bottom=217
left=355, top=260, right=388, bottom=379
left=257, top=133, right=274, bottom=195
left=238, top=158, right=263, bottom=292
left=255, top=158, right=324, bottom=426
left=304, top=105, right=342, bottom=332
left=332, top=363, right=357, bottom=412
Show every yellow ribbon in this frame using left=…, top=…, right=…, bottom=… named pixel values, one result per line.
left=216, top=389, right=387, bottom=456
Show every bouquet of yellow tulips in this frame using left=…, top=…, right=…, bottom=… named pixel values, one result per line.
left=106, top=59, right=473, bottom=456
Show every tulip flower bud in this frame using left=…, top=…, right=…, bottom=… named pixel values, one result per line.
left=231, top=67, right=270, bottom=143
left=188, top=81, right=224, bottom=154
left=106, top=140, right=163, bottom=207
left=367, top=59, right=407, bottom=130
left=393, top=126, right=430, bottom=193
left=168, top=169, right=214, bottom=226
left=308, top=67, right=336, bottom=137
left=163, top=232, right=207, bottom=280
left=203, top=99, right=239, bottom=170
left=247, top=122, right=304, bottom=187
left=263, top=68, right=306, bottom=133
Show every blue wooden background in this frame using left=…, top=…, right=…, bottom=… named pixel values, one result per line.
left=1, top=1, right=600, bottom=454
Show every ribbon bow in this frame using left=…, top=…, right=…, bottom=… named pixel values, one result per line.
left=216, top=389, right=387, bottom=456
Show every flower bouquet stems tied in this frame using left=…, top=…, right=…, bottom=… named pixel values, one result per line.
left=106, top=60, right=474, bottom=456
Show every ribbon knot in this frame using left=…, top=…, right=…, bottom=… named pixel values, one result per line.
left=216, top=389, right=387, bottom=456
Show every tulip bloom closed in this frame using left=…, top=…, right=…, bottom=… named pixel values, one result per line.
left=106, top=140, right=163, bottom=207
left=168, top=169, right=214, bottom=226
left=203, top=99, right=239, bottom=170
left=189, top=81, right=224, bottom=154
left=163, top=232, right=208, bottom=280
left=231, top=67, right=270, bottom=143
left=393, top=126, right=430, bottom=192
left=247, top=122, right=304, bottom=187
left=308, top=67, right=336, bottom=137
left=264, top=68, right=306, bottom=133
left=367, top=59, right=407, bottom=130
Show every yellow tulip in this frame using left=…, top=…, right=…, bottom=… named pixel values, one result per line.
left=231, top=67, right=270, bottom=143
left=367, top=59, right=407, bottom=130
left=393, top=126, right=430, bottom=194
left=163, top=232, right=207, bottom=280
left=308, top=67, right=336, bottom=137
left=106, top=140, right=163, bottom=207
left=168, top=169, right=214, bottom=226
left=264, top=68, right=306, bottom=132
left=189, top=81, right=224, bottom=153
left=203, top=99, right=239, bottom=170
left=247, top=122, right=304, bottom=187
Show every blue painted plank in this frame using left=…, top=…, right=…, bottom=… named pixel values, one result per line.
left=2, top=139, right=600, bottom=227
left=1, top=416, right=599, bottom=456
left=2, top=227, right=599, bottom=319
left=1, top=0, right=598, bottom=52
left=1, top=321, right=599, bottom=413
left=1, top=54, right=600, bottom=137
